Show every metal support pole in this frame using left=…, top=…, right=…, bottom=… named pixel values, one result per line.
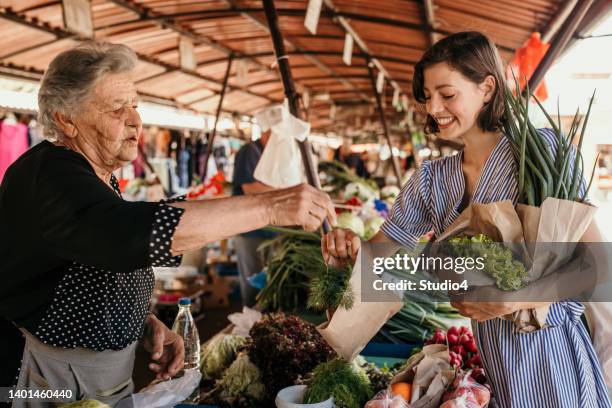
left=367, top=61, right=402, bottom=188
left=262, top=0, right=331, bottom=233
left=202, top=54, right=234, bottom=181
left=527, top=0, right=593, bottom=92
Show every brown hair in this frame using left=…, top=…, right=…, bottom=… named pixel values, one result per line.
left=412, top=31, right=507, bottom=134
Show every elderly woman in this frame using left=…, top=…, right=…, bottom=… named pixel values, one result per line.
left=0, top=42, right=335, bottom=407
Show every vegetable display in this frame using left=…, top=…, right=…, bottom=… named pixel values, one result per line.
left=424, top=326, right=484, bottom=376
left=204, top=352, right=266, bottom=408
left=256, top=228, right=324, bottom=311
left=319, top=160, right=379, bottom=199
left=247, top=313, right=336, bottom=401
left=200, top=333, right=247, bottom=380
left=447, top=234, right=528, bottom=291
left=303, top=358, right=374, bottom=408
left=337, top=211, right=366, bottom=237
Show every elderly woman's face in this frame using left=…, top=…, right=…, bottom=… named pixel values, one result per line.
left=75, top=72, right=142, bottom=168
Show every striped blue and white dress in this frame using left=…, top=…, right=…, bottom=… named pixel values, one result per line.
left=380, top=129, right=611, bottom=408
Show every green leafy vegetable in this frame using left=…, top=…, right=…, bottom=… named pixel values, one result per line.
left=200, top=334, right=246, bottom=380
left=247, top=313, right=336, bottom=402
left=303, top=358, right=373, bottom=408
left=448, top=234, right=528, bottom=291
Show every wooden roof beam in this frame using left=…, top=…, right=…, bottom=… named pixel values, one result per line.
left=106, top=1, right=278, bottom=84
left=423, top=0, right=441, bottom=45
left=225, top=0, right=370, bottom=102
left=322, top=0, right=404, bottom=103
left=0, top=7, right=275, bottom=103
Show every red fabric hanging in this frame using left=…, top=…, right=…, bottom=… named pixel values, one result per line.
left=508, top=32, right=550, bottom=101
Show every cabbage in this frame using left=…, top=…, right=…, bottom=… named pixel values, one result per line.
left=381, top=185, right=400, bottom=200
left=344, top=182, right=378, bottom=202
left=337, top=212, right=365, bottom=237
left=200, top=333, right=246, bottom=380
left=364, top=216, right=384, bottom=240
left=60, top=400, right=111, bottom=408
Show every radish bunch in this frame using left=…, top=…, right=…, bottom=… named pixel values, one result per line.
left=425, top=326, right=484, bottom=381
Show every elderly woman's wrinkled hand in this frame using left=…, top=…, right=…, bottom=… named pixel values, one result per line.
left=143, top=314, right=184, bottom=380
left=266, top=183, right=336, bottom=231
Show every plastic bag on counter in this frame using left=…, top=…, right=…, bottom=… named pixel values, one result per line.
left=227, top=307, right=262, bottom=337
left=390, top=344, right=455, bottom=408
left=442, top=371, right=490, bottom=408
left=117, top=369, right=201, bottom=408
left=440, top=393, right=481, bottom=408
left=364, top=390, right=410, bottom=408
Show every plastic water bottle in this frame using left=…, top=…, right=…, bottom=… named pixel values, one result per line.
left=172, top=297, right=201, bottom=403
left=172, top=297, right=201, bottom=369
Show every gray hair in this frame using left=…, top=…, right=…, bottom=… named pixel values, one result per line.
left=38, top=42, right=137, bottom=141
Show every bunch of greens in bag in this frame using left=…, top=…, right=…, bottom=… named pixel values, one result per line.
left=502, top=76, right=597, bottom=206
left=448, top=234, right=528, bottom=291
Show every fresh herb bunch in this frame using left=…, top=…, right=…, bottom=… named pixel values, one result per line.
left=256, top=227, right=325, bottom=311
left=502, top=74, right=597, bottom=206
left=448, top=234, right=527, bottom=291
left=307, top=263, right=354, bottom=312
left=247, top=313, right=336, bottom=401
left=303, top=358, right=373, bottom=408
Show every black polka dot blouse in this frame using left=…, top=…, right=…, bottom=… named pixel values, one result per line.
left=35, top=176, right=186, bottom=351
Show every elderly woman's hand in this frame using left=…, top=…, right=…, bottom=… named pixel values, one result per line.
left=142, top=314, right=184, bottom=380
left=266, top=183, right=336, bottom=231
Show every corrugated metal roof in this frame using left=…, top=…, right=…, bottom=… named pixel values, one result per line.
left=0, top=0, right=603, bottom=133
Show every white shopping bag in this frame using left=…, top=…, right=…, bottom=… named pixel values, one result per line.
left=254, top=107, right=309, bottom=188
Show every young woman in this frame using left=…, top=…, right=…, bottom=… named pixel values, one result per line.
left=322, top=31, right=610, bottom=407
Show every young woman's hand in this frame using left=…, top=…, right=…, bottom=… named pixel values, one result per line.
left=321, top=228, right=360, bottom=268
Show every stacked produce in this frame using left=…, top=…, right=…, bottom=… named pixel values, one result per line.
left=441, top=371, right=491, bottom=408
left=200, top=333, right=247, bottom=380
left=318, top=160, right=379, bottom=200
left=424, top=326, right=486, bottom=384
left=247, top=313, right=336, bottom=403
left=378, top=301, right=465, bottom=344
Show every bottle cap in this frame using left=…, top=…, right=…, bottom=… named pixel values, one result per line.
left=178, top=297, right=191, bottom=306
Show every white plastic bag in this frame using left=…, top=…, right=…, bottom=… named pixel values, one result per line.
left=228, top=306, right=263, bottom=337
left=254, top=107, right=309, bottom=189
left=119, top=369, right=202, bottom=408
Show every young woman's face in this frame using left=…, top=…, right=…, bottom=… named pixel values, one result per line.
left=423, top=62, right=491, bottom=139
